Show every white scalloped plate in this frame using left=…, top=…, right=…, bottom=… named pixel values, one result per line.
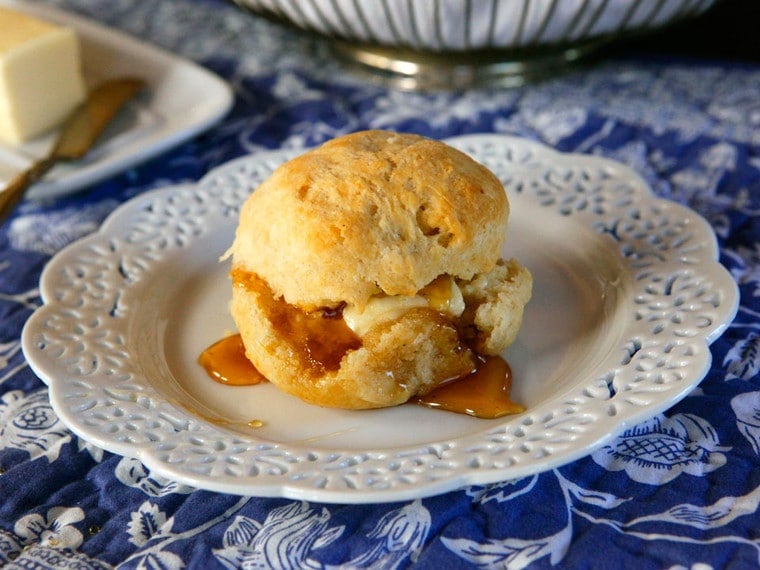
left=22, top=135, right=739, bottom=503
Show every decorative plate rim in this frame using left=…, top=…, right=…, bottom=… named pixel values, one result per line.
left=22, top=134, right=739, bottom=503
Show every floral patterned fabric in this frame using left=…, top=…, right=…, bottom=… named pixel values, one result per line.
left=1, top=0, right=759, bottom=568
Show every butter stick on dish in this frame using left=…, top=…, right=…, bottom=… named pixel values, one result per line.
left=0, top=7, right=86, bottom=144
left=227, top=130, right=532, bottom=411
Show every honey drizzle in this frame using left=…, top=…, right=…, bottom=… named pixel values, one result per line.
left=232, top=269, right=361, bottom=376
left=199, top=333, right=523, bottom=419
left=198, top=334, right=267, bottom=386
left=199, top=270, right=524, bottom=419
left=413, top=355, right=525, bottom=418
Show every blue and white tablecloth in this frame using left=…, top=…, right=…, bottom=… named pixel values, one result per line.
left=1, top=0, right=759, bottom=568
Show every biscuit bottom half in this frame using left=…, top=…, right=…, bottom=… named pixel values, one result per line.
left=229, top=259, right=532, bottom=410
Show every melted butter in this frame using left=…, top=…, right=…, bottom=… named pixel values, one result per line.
left=343, top=294, right=427, bottom=337
left=343, top=275, right=465, bottom=337
left=419, top=275, right=465, bottom=316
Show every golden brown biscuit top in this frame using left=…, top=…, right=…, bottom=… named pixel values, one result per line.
left=230, top=130, right=509, bottom=309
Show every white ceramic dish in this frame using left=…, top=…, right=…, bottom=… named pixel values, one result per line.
left=22, top=135, right=738, bottom=503
left=0, top=0, right=233, bottom=199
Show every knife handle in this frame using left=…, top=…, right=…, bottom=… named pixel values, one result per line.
left=0, top=158, right=57, bottom=223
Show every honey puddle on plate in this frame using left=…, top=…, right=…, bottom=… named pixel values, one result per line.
left=198, top=333, right=267, bottom=386
left=199, top=334, right=524, bottom=419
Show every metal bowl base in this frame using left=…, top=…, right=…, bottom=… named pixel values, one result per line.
left=329, top=39, right=606, bottom=90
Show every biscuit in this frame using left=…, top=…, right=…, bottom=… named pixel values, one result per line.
left=230, top=130, right=509, bottom=310
left=229, top=130, right=531, bottom=409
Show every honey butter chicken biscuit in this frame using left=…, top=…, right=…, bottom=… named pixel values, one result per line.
left=229, top=130, right=532, bottom=410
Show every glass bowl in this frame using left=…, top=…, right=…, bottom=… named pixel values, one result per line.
left=230, top=0, right=720, bottom=89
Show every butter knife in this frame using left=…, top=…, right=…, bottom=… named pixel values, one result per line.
left=0, top=77, right=145, bottom=222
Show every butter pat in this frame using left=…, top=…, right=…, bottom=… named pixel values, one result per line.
left=0, top=7, right=86, bottom=144
left=344, top=295, right=428, bottom=337
left=343, top=276, right=466, bottom=337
